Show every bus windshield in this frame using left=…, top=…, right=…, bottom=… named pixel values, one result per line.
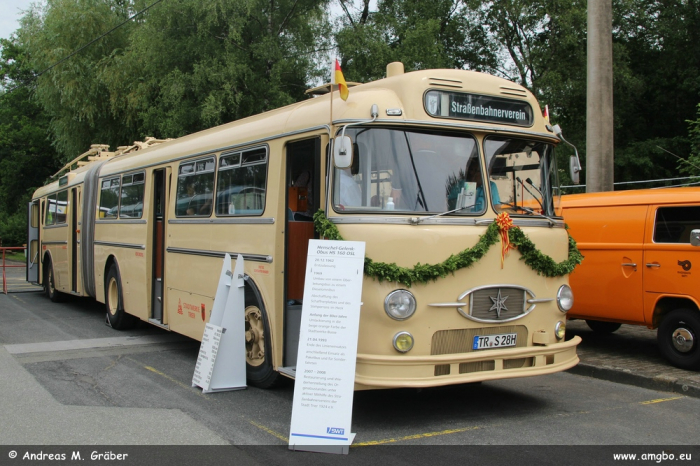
left=332, top=128, right=484, bottom=213
left=484, top=136, right=560, bottom=217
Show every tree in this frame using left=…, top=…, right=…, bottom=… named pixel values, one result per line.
left=335, top=0, right=498, bottom=82
left=20, top=0, right=333, bottom=159
left=0, top=38, right=61, bottom=246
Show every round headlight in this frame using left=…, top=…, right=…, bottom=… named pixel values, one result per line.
left=384, top=290, right=417, bottom=320
left=555, top=321, right=566, bottom=340
left=393, top=331, right=415, bottom=353
left=557, top=284, right=574, bottom=312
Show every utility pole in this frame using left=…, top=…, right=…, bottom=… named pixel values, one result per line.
left=586, top=0, right=614, bottom=192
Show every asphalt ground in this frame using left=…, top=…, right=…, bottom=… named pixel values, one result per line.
left=3, top=258, right=699, bottom=400
left=2, top=259, right=700, bottom=466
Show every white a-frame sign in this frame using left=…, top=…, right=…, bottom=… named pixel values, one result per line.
left=192, top=253, right=247, bottom=392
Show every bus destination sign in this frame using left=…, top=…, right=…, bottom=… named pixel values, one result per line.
left=424, top=90, right=533, bottom=127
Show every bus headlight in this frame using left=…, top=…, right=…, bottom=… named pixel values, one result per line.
left=557, top=284, right=574, bottom=313
left=393, top=331, right=414, bottom=352
left=384, top=290, right=416, bottom=320
left=555, top=321, right=566, bottom=340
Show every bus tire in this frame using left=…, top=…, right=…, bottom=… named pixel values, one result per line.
left=244, top=287, right=280, bottom=388
left=658, top=308, right=700, bottom=370
left=585, top=320, right=621, bottom=334
left=43, top=258, right=63, bottom=303
left=105, top=263, right=137, bottom=330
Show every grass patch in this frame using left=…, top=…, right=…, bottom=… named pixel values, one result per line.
left=1, top=250, right=25, bottom=263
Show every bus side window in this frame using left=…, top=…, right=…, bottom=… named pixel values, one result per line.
left=56, top=190, right=68, bottom=224
left=216, top=147, right=267, bottom=216
left=45, top=194, right=56, bottom=225
left=99, top=178, right=120, bottom=219
left=119, top=172, right=145, bottom=218
left=176, top=157, right=215, bottom=217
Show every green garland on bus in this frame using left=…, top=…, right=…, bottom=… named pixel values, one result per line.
left=313, top=210, right=583, bottom=287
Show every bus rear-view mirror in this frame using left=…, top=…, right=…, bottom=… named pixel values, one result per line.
left=334, top=136, right=353, bottom=169
left=569, top=156, right=580, bottom=185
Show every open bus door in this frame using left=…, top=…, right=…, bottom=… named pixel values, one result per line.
left=26, top=200, right=40, bottom=284
left=151, top=168, right=168, bottom=326
left=71, top=188, right=79, bottom=292
left=283, top=137, right=321, bottom=368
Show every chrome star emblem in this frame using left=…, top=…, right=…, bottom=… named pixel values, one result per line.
left=489, top=289, right=509, bottom=318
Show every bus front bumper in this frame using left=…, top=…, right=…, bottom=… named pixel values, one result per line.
left=353, top=336, right=581, bottom=390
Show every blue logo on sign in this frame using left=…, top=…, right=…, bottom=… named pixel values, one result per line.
left=326, top=427, right=345, bottom=435
left=472, top=336, right=480, bottom=350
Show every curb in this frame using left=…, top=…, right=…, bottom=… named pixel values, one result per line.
left=567, top=363, right=700, bottom=399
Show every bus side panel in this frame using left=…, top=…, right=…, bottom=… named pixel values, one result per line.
left=43, top=226, right=70, bottom=292
left=93, top=222, right=150, bottom=320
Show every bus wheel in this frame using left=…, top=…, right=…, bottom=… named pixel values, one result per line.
left=585, top=320, right=621, bottom=334
left=244, top=302, right=280, bottom=388
left=43, top=259, right=63, bottom=303
left=658, top=309, right=700, bottom=370
left=105, top=264, right=137, bottom=330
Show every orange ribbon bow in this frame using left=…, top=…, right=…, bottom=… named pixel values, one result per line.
left=496, top=212, right=516, bottom=268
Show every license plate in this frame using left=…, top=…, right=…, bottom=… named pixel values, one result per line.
left=472, top=333, right=517, bottom=350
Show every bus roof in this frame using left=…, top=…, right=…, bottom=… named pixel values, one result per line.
left=33, top=64, right=556, bottom=198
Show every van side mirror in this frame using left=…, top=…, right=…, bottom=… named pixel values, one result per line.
left=691, top=229, right=700, bottom=247
left=333, top=136, right=353, bottom=169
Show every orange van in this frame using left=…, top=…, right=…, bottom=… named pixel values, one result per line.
left=560, top=188, right=700, bottom=369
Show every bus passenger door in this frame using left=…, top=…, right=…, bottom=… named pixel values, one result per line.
left=27, top=201, right=40, bottom=283
left=71, top=188, right=79, bottom=292
left=151, top=169, right=167, bottom=324
left=283, top=138, right=320, bottom=367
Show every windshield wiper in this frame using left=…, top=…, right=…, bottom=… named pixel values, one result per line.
left=410, top=205, right=472, bottom=225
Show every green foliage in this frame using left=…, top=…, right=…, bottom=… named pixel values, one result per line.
left=0, top=211, right=27, bottom=247
left=335, top=0, right=498, bottom=81
left=684, top=104, right=700, bottom=176
left=20, top=0, right=332, bottom=159
left=0, top=37, right=62, bottom=243
left=313, top=210, right=582, bottom=287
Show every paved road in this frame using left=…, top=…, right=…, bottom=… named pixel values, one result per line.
left=2, top=263, right=700, bottom=464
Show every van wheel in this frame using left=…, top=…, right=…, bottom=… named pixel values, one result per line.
left=43, top=258, right=63, bottom=303
left=244, top=288, right=280, bottom=388
left=658, top=309, right=700, bottom=370
left=105, top=264, right=137, bottom=330
left=585, top=320, right=621, bottom=334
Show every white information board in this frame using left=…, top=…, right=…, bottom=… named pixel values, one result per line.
left=192, top=323, right=223, bottom=390
left=192, top=254, right=247, bottom=393
left=289, top=239, right=365, bottom=455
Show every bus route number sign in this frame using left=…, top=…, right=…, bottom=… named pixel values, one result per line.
left=472, top=333, right=517, bottom=350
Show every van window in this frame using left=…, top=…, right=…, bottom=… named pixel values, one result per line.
left=176, top=157, right=215, bottom=216
left=216, top=147, right=268, bottom=216
left=653, top=206, right=700, bottom=243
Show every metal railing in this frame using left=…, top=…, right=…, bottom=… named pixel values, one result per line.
left=1, top=246, right=27, bottom=295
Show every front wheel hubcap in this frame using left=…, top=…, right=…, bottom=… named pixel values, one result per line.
left=244, top=306, right=265, bottom=367
left=671, top=327, right=695, bottom=353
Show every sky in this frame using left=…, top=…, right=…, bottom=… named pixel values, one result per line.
left=0, top=0, right=32, bottom=41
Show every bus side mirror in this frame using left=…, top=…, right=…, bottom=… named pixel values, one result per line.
left=570, top=156, right=580, bottom=185
left=333, top=136, right=353, bottom=169
left=691, top=229, right=700, bottom=247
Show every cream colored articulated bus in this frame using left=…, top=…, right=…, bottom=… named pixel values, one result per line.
left=27, top=62, right=581, bottom=389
